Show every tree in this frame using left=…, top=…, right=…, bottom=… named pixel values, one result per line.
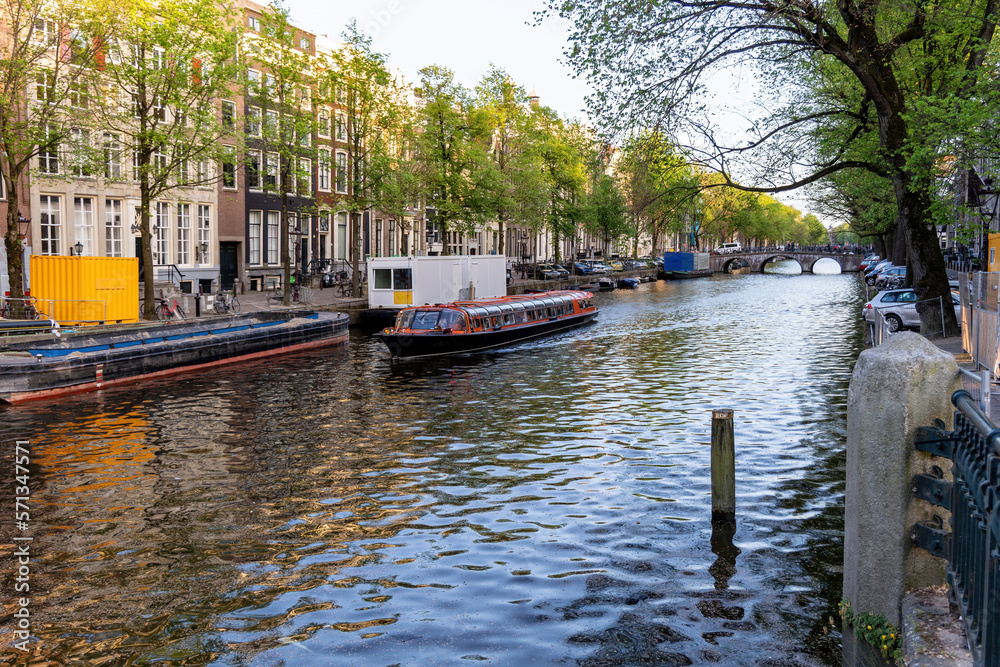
left=87, top=0, right=238, bottom=318
left=475, top=66, right=547, bottom=255
left=0, top=0, right=107, bottom=314
left=542, top=0, right=1000, bottom=334
left=247, top=1, right=317, bottom=306
left=534, top=108, right=590, bottom=261
left=321, top=20, right=403, bottom=296
left=413, top=65, right=491, bottom=255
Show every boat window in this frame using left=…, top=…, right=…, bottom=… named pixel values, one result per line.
left=491, top=315, right=502, bottom=329
left=409, top=310, right=441, bottom=330
left=393, top=268, right=413, bottom=290
left=515, top=310, right=527, bottom=324
left=438, top=309, right=467, bottom=331
left=503, top=313, right=515, bottom=325
left=396, top=310, right=414, bottom=330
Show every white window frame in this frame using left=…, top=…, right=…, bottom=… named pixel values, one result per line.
left=248, top=210, right=262, bottom=265
left=335, top=113, right=346, bottom=141
left=154, top=201, right=169, bottom=264
left=248, top=15, right=260, bottom=31
left=74, top=196, right=94, bottom=255
left=105, top=199, right=123, bottom=257
left=335, top=151, right=347, bottom=193
left=318, top=109, right=330, bottom=138
left=103, top=132, right=122, bottom=180
left=197, top=205, right=211, bottom=264
left=248, top=150, right=262, bottom=191
left=221, top=100, right=236, bottom=130
left=265, top=152, right=279, bottom=190
left=247, top=105, right=261, bottom=137
left=318, top=148, right=331, bottom=191
left=176, top=203, right=191, bottom=265
left=222, top=146, right=237, bottom=189
left=38, top=124, right=59, bottom=174
left=39, top=194, right=61, bottom=256
left=70, top=128, right=93, bottom=177
left=298, top=157, right=312, bottom=195
left=266, top=211, right=279, bottom=265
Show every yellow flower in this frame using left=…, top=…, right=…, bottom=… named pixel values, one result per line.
left=882, top=645, right=887, bottom=651
left=867, top=625, right=872, bottom=630
left=890, top=633, right=895, bottom=640
left=882, top=635, right=886, bottom=640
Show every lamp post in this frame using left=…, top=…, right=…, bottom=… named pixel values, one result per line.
left=17, top=212, right=30, bottom=240
left=198, top=241, right=208, bottom=263
left=70, top=241, right=83, bottom=256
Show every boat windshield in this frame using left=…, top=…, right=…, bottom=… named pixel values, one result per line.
left=437, top=309, right=467, bottom=331
left=407, top=310, right=441, bottom=330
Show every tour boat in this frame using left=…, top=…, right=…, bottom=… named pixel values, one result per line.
left=0, top=310, right=349, bottom=404
left=374, top=290, right=598, bottom=359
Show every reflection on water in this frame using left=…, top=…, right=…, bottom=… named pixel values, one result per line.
left=0, top=274, right=865, bottom=666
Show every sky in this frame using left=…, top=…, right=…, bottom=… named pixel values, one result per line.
left=287, top=0, right=593, bottom=121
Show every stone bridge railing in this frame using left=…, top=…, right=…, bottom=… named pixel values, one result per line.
left=708, top=251, right=864, bottom=273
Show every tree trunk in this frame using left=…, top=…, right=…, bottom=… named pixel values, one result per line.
left=4, top=186, right=26, bottom=317
left=141, top=186, right=155, bottom=320
left=352, top=211, right=362, bottom=296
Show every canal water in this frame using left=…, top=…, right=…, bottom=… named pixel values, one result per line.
left=1, top=270, right=866, bottom=666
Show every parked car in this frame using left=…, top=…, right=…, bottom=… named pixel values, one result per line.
left=862, top=288, right=961, bottom=332
left=859, top=255, right=880, bottom=271
left=607, top=260, right=624, bottom=271
left=715, top=242, right=742, bottom=254
left=538, top=263, right=570, bottom=280
left=532, top=264, right=561, bottom=280
left=573, top=262, right=596, bottom=275
left=874, top=266, right=907, bottom=289
left=865, top=263, right=899, bottom=285
left=582, top=261, right=609, bottom=275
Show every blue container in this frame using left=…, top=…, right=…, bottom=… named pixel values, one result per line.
left=663, top=252, right=694, bottom=272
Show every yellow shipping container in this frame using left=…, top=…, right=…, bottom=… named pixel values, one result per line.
left=29, top=256, right=139, bottom=324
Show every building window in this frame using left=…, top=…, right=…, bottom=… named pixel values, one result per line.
left=248, top=210, right=262, bottom=265
left=265, top=152, right=279, bottom=189
left=297, top=157, right=312, bottom=195
left=375, top=218, right=382, bottom=257
left=336, top=211, right=347, bottom=260
left=70, top=128, right=92, bottom=177
left=35, top=70, right=54, bottom=104
left=222, top=100, right=235, bottom=130
left=300, top=37, right=310, bottom=50
left=38, top=124, right=58, bottom=174
left=318, top=109, right=330, bottom=138
left=0, top=173, right=5, bottom=200
left=389, top=220, right=396, bottom=256
left=154, top=202, right=169, bottom=264
left=335, top=113, right=346, bottom=141
left=106, top=199, right=122, bottom=257
left=69, top=81, right=89, bottom=109
left=266, top=211, right=279, bottom=264
left=318, top=149, right=330, bottom=191
left=152, top=94, right=166, bottom=121
left=74, top=197, right=94, bottom=255
left=178, top=159, right=189, bottom=184
left=335, top=152, right=347, bottom=193
left=246, top=106, right=261, bottom=137
left=248, top=150, right=262, bottom=190
left=103, top=133, right=121, bottom=179
left=39, top=195, right=61, bottom=256
left=33, top=18, right=57, bottom=46
left=265, top=109, right=278, bottom=135
left=176, top=203, right=190, bottom=264
left=248, top=15, right=260, bottom=31
left=198, top=205, right=211, bottom=263
left=298, top=124, right=311, bottom=148
left=222, top=147, right=236, bottom=189
left=153, top=145, right=167, bottom=172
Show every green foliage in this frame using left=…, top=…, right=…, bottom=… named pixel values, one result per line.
left=839, top=599, right=903, bottom=666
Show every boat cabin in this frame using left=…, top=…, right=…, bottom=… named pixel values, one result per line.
left=390, top=291, right=595, bottom=335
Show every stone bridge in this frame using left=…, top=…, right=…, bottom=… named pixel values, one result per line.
left=708, top=251, right=863, bottom=273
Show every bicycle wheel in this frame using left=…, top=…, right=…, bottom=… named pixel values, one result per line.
left=297, top=287, right=312, bottom=304
left=230, top=298, right=240, bottom=313
left=155, top=304, right=169, bottom=321
left=214, top=298, right=227, bottom=315
left=175, top=305, right=187, bottom=319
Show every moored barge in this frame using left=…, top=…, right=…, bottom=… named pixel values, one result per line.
left=375, top=290, right=598, bottom=359
left=0, top=310, right=348, bottom=404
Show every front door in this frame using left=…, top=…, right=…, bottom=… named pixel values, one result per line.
left=219, top=242, right=238, bottom=290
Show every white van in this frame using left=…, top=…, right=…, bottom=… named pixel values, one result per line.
left=716, top=242, right=742, bottom=254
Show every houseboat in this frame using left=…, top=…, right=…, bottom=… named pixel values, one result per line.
left=374, top=290, right=598, bottom=359
left=0, top=310, right=349, bottom=404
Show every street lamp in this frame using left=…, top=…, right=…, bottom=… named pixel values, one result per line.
left=198, top=241, right=208, bottom=263
left=70, top=241, right=83, bottom=256
left=17, top=212, right=30, bottom=240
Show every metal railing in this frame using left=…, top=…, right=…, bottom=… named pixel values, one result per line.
left=914, top=390, right=1000, bottom=666
left=866, top=295, right=948, bottom=347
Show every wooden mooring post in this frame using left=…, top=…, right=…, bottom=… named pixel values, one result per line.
left=711, top=409, right=735, bottom=521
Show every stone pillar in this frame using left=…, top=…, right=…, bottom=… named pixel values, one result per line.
left=844, top=332, right=961, bottom=627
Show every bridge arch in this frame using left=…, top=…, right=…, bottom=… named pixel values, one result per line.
left=707, top=251, right=861, bottom=274
left=759, top=255, right=802, bottom=273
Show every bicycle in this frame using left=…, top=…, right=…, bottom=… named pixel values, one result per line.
left=0, top=297, right=39, bottom=320
left=266, top=282, right=312, bottom=306
left=155, top=296, right=187, bottom=321
left=213, top=290, right=241, bottom=315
